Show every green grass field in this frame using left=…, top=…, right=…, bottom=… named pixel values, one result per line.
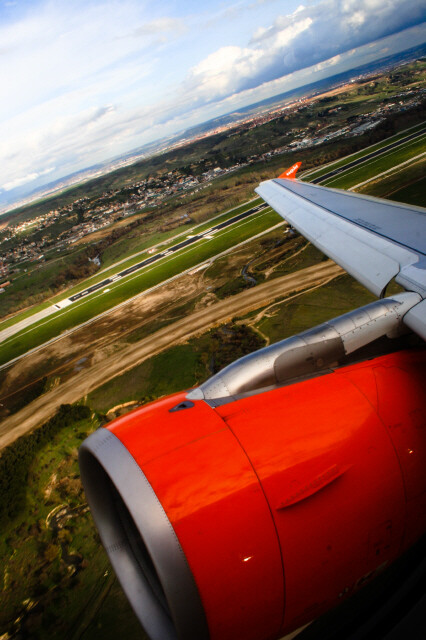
left=88, top=344, right=201, bottom=411
left=383, top=175, right=426, bottom=207
left=255, top=275, right=376, bottom=343
left=99, top=197, right=263, bottom=268
left=357, top=157, right=426, bottom=207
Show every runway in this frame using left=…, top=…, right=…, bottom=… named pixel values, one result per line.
left=67, top=203, right=268, bottom=303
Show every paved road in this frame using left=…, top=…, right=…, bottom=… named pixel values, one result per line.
left=311, top=127, right=426, bottom=184
left=67, top=203, right=268, bottom=303
left=0, top=261, right=343, bottom=450
left=0, top=307, right=57, bottom=343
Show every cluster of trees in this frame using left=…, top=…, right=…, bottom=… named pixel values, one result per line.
left=214, top=276, right=254, bottom=300
left=53, top=252, right=99, bottom=287
left=86, top=215, right=147, bottom=258
left=6, top=376, right=47, bottom=417
left=73, top=203, right=85, bottom=224
left=52, top=215, right=150, bottom=288
left=200, top=324, right=266, bottom=375
left=0, top=404, right=91, bottom=526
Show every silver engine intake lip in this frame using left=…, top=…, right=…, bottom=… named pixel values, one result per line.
left=79, top=428, right=209, bottom=640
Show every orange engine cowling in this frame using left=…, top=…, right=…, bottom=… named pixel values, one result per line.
left=79, top=348, right=426, bottom=640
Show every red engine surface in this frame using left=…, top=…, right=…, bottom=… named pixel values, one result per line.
left=100, top=348, right=425, bottom=640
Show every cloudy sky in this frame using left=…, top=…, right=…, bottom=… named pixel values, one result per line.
left=1, top=0, right=426, bottom=206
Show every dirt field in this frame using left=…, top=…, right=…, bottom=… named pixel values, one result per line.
left=0, top=261, right=343, bottom=450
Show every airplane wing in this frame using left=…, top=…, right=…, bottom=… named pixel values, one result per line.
left=255, top=174, right=426, bottom=340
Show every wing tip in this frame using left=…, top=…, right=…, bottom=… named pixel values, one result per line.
left=278, top=161, right=301, bottom=180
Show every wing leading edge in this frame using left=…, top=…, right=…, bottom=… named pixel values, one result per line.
left=255, top=175, right=426, bottom=340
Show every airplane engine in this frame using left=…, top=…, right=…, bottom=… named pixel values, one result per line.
left=79, top=339, right=425, bottom=640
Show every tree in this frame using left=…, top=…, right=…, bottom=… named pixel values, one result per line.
left=73, top=204, right=85, bottom=223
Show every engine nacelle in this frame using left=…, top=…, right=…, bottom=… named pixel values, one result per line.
left=79, top=346, right=425, bottom=640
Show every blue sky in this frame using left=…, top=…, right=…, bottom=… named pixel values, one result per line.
left=0, top=0, right=425, bottom=204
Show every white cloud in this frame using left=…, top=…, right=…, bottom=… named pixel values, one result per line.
left=189, top=46, right=264, bottom=96
left=131, top=17, right=186, bottom=37
left=348, top=11, right=366, bottom=28
left=311, top=54, right=342, bottom=73
left=274, top=17, right=313, bottom=48
left=182, top=0, right=426, bottom=108
left=185, top=14, right=314, bottom=103
left=2, top=167, right=55, bottom=192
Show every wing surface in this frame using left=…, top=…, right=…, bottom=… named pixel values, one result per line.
left=255, top=177, right=426, bottom=339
